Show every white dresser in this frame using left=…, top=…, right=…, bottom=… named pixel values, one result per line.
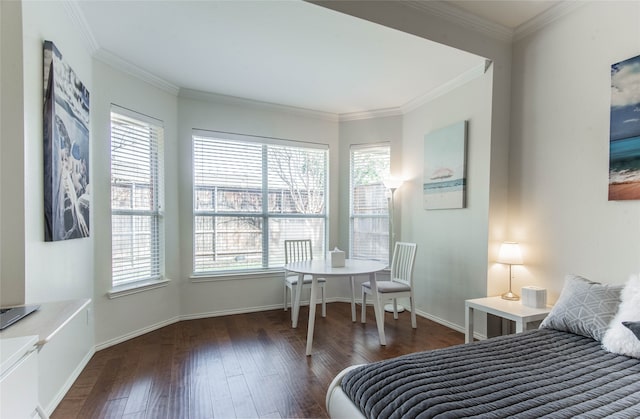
left=0, top=335, right=42, bottom=418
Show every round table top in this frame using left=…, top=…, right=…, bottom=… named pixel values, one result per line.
left=284, top=259, right=387, bottom=276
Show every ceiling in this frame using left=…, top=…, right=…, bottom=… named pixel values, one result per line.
left=449, top=1, right=561, bottom=29
left=74, top=0, right=562, bottom=116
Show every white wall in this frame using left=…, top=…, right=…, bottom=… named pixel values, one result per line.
left=0, top=0, right=26, bottom=306
left=177, top=91, right=341, bottom=317
left=509, top=1, right=640, bottom=300
left=22, top=1, right=94, bottom=303
left=402, top=71, right=494, bottom=328
left=92, top=60, right=181, bottom=348
left=19, top=0, right=95, bottom=413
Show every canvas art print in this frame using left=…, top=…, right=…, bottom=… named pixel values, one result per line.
left=423, top=121, right=468, bottom=210
left=609, top=54, right=640, bottom=201
left=43, top=40, right=90, bottom=241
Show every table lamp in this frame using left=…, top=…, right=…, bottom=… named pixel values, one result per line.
left=497, top=241, right=523, bottom=301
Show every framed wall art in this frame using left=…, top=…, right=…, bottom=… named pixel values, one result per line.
left=609, top=54, right=640, bottom=201
left=43, top=40, right=90, bottom=241
left=423, top=120, right=468, bottom=210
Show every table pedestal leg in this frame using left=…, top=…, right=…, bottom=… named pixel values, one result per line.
left=350, top=275, right=356, bottom=322
left=292, top=273, right=304, bottom=328
left=369, top=272, right=386, bottom=346
left=306, top=276, right=318, bottom=356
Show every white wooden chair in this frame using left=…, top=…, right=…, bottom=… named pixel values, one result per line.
left=361, top=242, right=417, bottom=328
left=284, top=239, right=326, bottom=319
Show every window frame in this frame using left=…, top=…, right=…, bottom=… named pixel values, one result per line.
left=192, top=130, right=328, bottom=276
left=349, top=143, right=391, bottom=264
left=109, top=105, right=165, bottom=292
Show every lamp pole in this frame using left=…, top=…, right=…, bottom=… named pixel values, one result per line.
left=384, top=181, right=404, bottom=313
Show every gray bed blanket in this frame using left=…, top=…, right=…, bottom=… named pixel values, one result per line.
left=341, top=329, right=640, bottom=418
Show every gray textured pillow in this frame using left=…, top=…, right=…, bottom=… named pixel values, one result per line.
left=539, top=275, right=623, bottom=341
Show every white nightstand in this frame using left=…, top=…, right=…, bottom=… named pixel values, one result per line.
left=465, top=296, right=552, bottom=343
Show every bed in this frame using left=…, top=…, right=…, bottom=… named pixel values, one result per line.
left=326, top=275, right=640, bottom=418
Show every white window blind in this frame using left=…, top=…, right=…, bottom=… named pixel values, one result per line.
left=350, top=144, right=390, bottom=263
left=193, top=132, right=327, bottom=274
left=110, top=107, right=164, bottom=286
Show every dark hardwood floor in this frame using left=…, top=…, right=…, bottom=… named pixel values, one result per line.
left=53, top=302, right=464, bottom=419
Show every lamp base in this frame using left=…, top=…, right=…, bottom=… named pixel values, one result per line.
left=501, top=291, right=520, bottom=301
left=384, top=303, right=405, bottom=313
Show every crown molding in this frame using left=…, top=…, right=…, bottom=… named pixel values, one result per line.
left=514, top=1, right=586, bottom=42
left=179, top=89, right=340, bottom=122
left=403, top=1, right=514, bottom=42
left=339, top=107, right=403, bottom=122
left=94, top=49, right=180, bottom=96
left=63, top=0, right=100, bottom=54
left=401, top=60, right=489, bottom=114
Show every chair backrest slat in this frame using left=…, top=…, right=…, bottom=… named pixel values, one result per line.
left=390, top=242, right=417, bottom=287
left=284, top=239, right=313, bottom=264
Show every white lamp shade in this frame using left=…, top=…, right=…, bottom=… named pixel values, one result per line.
left=497, top=242, right=523, bottom=265
left=383, top=178, right=403, bottom=190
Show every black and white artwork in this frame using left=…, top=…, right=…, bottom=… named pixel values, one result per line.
left=43, top=40, right=90, bottom=241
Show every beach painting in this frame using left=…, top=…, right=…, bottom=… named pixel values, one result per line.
left=423, top=121, right=467, bottom=210
left=609, top=54, right=640, bottom=201
left=43, top=40, right=90, bottom=241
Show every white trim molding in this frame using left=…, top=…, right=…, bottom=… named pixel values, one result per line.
left=404, top=0, right=514, bottom=42
left=179, top=88, right=340, bottom=122
left=514, top=2, right=586, bottom=41
left=402, top=61, right=489, bottom=114
left=63, top=0, right=100, bottom=54
left=94, top=48, right=180, bottom=95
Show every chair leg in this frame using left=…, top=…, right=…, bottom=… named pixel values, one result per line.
left=361, top=290, right=367, bottom=323
left=393, top=299, right=399, bottom=320
left=321, top=285, right=326, bottom=318
left=284, top=285, right=288, bottom=311
left=410, top=296, right=417, bottom=329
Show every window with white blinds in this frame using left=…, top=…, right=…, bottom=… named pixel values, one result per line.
left=110, top=107, right=164, bottom=286
left=350, top=144, right=390, bottom=263
left=193, top=131, right=327, bottom=274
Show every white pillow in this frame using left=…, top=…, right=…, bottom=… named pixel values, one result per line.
left=601, top=274, right=640, bottom=358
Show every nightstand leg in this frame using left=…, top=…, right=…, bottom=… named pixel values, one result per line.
left=465, top=306, right=474, bottom=343
left=515, top=319, right=524, bottom=333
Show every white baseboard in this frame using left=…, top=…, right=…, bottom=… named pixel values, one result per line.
left=95, top=316, right=180, bottom=351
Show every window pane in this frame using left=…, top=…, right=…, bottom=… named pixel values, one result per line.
left=194, top=138, right=262, bottom=212
left=351, top=217, right=388, bottom=261
left=194, top=215, right=263, bottom=272
left=268, top=146, right=326, bottom=214
left=268, top=218, right=325, bottom=267
left=112, top=214, right=160, bottom=283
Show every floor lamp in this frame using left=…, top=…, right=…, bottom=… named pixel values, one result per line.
left=383, top=178, right=403, bottom=313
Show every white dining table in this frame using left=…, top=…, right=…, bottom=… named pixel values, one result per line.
left=284, top=258, right=387, bottom=355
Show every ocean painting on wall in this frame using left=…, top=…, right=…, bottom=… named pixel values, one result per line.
left=423, top=121, right=467, bottom=210
left=43, top=40, right=90, bottom=241
left=609, top=54, right=640, bottom=201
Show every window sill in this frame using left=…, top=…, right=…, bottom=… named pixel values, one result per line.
left=107, top=278, right=170, bottom=299
left=190, top=269, right=283, bottom=283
